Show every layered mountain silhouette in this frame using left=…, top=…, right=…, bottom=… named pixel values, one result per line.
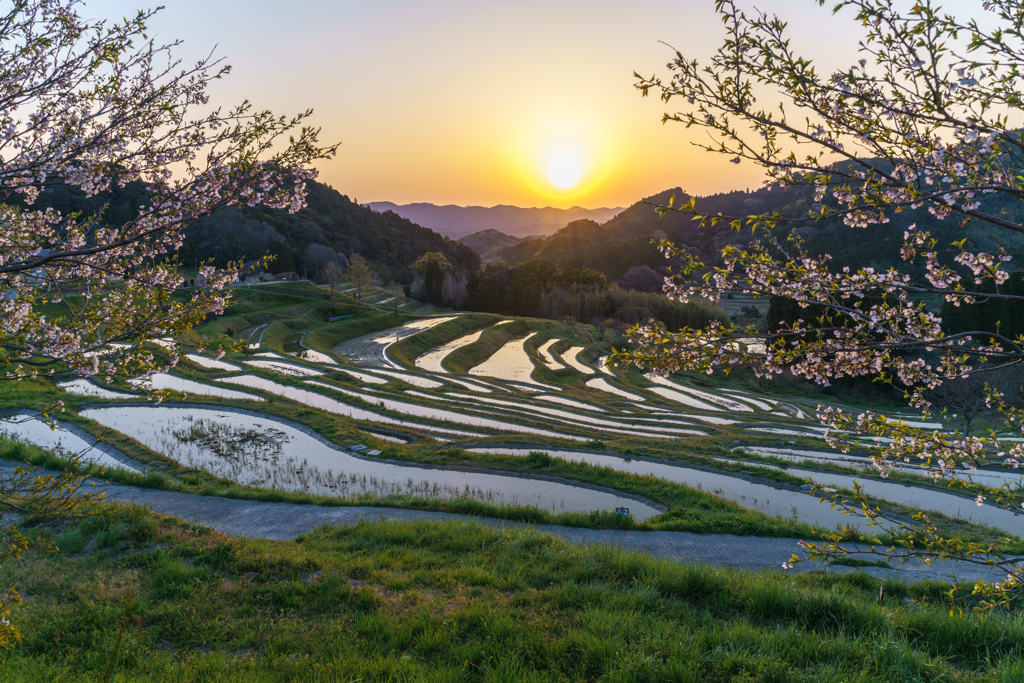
left=365, top=201, right=624, bottom=239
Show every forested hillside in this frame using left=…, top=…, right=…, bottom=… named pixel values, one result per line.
left=499, top=182, right=1024, bottom=289
left=458, top=229, right=523, bottom=261
left=26, top=180, right=480, bottom=284
left=181, top=181, right=480, bottom=282
left=365, top=201, right=624, bottom=239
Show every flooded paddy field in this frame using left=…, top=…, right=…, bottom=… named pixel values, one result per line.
left=78, top=406, right=661, bottom=519
left=20, top=299, right=1022, bottom=543
left=2, top=413, right=141, bottom=473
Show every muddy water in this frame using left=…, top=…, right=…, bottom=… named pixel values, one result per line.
left=79, top=406, right=660, bottom=519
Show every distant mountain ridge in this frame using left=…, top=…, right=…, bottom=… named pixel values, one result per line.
left=365, top=201, right=624, bottom=239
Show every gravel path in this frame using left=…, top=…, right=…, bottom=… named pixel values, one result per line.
left=88, top=479, right=1005, bottom=585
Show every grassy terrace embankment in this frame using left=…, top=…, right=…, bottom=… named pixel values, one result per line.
left=2, top=502, right=1023, bottom=681
left=441, top=318, right=530, bottom=373
left=387, top=313, right=502, bottom=367
left=181, top=285, right=414, bottom=356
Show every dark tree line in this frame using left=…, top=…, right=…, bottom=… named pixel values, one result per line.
left=452, top=259, right=725, bottom=331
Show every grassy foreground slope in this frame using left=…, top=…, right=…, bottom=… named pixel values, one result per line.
left=2, top=502, right=1023, bottom=682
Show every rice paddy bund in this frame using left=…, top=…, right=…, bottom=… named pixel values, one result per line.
left=6, top=284, right=1024, bottom=566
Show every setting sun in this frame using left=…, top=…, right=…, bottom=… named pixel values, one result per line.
left=546, top=151, right=582, bottom=190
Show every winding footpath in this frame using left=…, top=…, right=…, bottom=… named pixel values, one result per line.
left=82, top=477, right=1006, bottom=586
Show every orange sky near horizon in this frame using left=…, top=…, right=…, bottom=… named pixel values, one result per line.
left=87, top=0, right=981, bottom=209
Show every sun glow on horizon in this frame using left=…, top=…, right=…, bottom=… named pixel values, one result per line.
left=546, top=151, right=582, bottom=189
left=504, top=110, right=616, bottom=204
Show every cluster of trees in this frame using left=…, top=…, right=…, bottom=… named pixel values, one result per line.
left=537, top=286, right=727, bottom=331
left=403, top=257, right=725, bottom=330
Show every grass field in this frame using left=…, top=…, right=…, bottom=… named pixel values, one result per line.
left=2, top=502, right=1023, bottom=682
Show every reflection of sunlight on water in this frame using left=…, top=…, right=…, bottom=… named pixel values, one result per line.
left=561, top=347, right=595, bottom=375
left=470, top=333, right=551, bottom=387
left=417, top=327, right=490, bottom=373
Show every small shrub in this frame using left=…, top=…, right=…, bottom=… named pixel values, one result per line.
left=526, top=451, right=552, bottom=468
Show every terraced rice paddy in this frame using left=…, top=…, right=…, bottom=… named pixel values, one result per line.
left=133, top=374, right=264, bottom=401
left=1, top=414, right=141, bottom=473
left=415, top=328, right=489, bottom=373
left=25, top=306, right=1024, bottom=537
left=243, top=359, right=324, bottom=377
left=469, top=332, right=548, bottom=386
left=561, top=347, right=595, bottom=374
left=536, top=339, right=565, bottom=369
left=78, top=406, right=660, bottom=518
left=585, top=378, right=646, bottom=401
left=468, top=447, right=864, bottom=530
left=58, top=379, right=136, bottom=400
left=184, top=354, right=240, bottom=371
left=333, top=317, right=457, bottom=367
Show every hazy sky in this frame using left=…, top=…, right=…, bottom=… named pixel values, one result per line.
left=87, top=0, right=980, bottom=209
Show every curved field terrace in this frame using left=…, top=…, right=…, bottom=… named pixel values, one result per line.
left=16, top=294, right=1023, bottom=559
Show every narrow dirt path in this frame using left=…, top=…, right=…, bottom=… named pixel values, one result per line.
left=84, top=478, right=998, bottom=585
